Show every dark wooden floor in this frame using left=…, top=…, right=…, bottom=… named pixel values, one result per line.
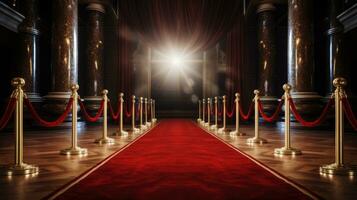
left=0, top=120, right=356, bottom=200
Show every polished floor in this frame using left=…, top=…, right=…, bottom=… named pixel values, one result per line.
left=0, top=120, right=356, bottom=200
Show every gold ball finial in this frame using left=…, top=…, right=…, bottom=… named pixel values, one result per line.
left=70, top=84, right=79, bottom=91
left=11, top=77, right=25, bottom=88
left=119, top=93, right=124, bottom=97
left=254, top=89, right=260, bottom=95
left=235, top=93, right=239, bottom=97
left=102, top=89, right=108, bottom=95
left=283, top=84, right=292, bottom=92
left=222, top=95, right=226, bottom=99
left=333, top=77, right=347, bottom=88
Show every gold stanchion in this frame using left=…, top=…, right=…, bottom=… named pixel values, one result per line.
left=197, top=99, right=202, bottom=123
left=274, top=84, right=301, bottom=155
left=129, top=95, right=140, bottom=133
left=152, top=99, right=157, bottom=122
left=218, top=95, right=230, bottom=133
left=320, top=78, right=357, bottom=176
left=0, top=78, right=39, bottom=176
left=204, top=98, right=211, bottom=127
left=60, top=84, right=87, bottom=155
left=247, top=90, right=267, bottom=144
left=140, top=97, right=146, bottom=130
left=201, top=99, right=206, bottom=126
left=115, top=93, right=128, bottom=136
left=150, top=98, right=156, bottom=125
left=95, top=90, right=115, bottom=144
left=230, top=93, right=246, bottom=136
left=210, top=96, right=218, bottom=130
left=145, top=98, right=151, bottom=127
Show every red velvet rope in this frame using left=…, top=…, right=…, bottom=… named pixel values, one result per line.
left=288, top=98, right=333, bottom=127
left=217, top=105, right=222, bottom=117
left=342, top=98, right=357, bottom=131
left=227, top=103, right=235, bottom=118
left=125, top=101, right=132, bottom=118
left=0, top=98, right=16, bottom=130
left=78, top=99, right=104, bottom=122
left=108, top=100, right=120, bottom=120
left=258, top=99, right=284, bottom=123
left=24, top=98, right=73, bottom=127
left=239, top=102, right=253, bottom=121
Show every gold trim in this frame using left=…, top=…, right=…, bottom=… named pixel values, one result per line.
left=48, top=122, right=159, bottom=200
left=197, top=123, right=319, bottom=200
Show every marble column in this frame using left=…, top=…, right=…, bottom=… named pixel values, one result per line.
left=16, top=0, right=41, bottom=102
left=83, top=3, right=105, bottom=111
left=44, top=0, right=78, bottom=113
left=287, top=0, right=321, bottom=117
left=256, top=3, right=278, bottom=113
left=327, top=0, right=344, bottom=95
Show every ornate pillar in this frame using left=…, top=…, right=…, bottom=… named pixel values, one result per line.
left=16, top=0, right=41, bottom=102
left=44, top=0, right=78, bottom=113
left=83, top=3, right=105, bottom=111
left=256, top=3, right=278, bottom=113
left=327, top=0, right=344, bottom=95
left=287, top=0, right=321, bottom=116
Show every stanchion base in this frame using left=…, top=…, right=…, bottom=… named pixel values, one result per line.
left=114, top=130, right=129, bottom=136
left=146, top=122, right=152, bottom=127
left=229, top=130, right=246, bottom=136
left=197, top=119, right=201, bottom=123
left=247, top=137, right=268, bottom=144
left=60, top=147, right=87, bottom=155
left=274, top=147, right=302, bottom=156
left=320, top=163, right=357, bottom=176
left=152, top=118, right=157, bottom=123
left=140, top=125, right=148, bottom=130
left=128, top=127, right=141, bottom=133
left=94, top=137, right=115, bottom=144
left=210, top=125, right=217, bottom=131
left=204, top=123, right=210, bottom=128
left=0, top=163, right=39, bottom=176
left=218, top=128, right=230, bottom=134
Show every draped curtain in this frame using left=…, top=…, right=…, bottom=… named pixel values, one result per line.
left=118, top=0, right=242, bottom=54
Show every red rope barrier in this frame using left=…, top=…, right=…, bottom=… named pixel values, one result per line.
left=239, top=102, right=253, bottom=121
left=0, top=98, right=16, bottom=130
left=226, top=103, right=235, bottom=118
left=342, top=98, right=357, bottom=131
left=288, top=98, right=333, bottom=127
left=108, top=100, right=120, bottom=120
left=24, top=98, right=73, bottom=127
left=78, top=99, right=104, bottom=122
left=258, top=99, right=283, bottom=123
left=124, top=101, right=132, bottom=118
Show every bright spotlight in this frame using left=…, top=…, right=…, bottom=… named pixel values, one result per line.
left=170, top=55, right=183, bottom=67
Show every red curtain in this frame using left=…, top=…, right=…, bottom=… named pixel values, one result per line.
left=118, top=0, right=242, bottom=54
left=226, top=14, right=245, bottom=101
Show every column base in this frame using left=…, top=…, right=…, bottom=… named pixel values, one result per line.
left=60, top=146, right=87, bottom=155
left=247, top=137, right=268, bottom=144
left=320, top=163, right=357, bottom=176
left=94, top=137, right=115, bottom=144
left=274, top=147, right=302, bottom=156
left=0, top=163, right=39, bottom=176
left=229, top=130, right=246, bottom=136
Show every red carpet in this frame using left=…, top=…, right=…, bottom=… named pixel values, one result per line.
left=51, top=119, right=316, bottom=200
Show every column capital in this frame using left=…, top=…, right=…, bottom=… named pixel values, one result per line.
left=256, top=3, right=276, bottom=14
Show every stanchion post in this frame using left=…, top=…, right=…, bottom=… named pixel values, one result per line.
left=95, top=90, right=115, bottom=144
left=205, top=98, right=211, bottom=127
left=145, top=98, right=151, bottom=127
left=115, top=93, right=128, bottom=136
left=129, top=95, right=140, bottom=133
left=218, top=95, right=230, bottom=133
left=274, top=84, right=301, bottom=155
left=320, top=78, right=357, bottom=176
left=230, top=93, right=246, bottom=136
left=150, top=98, right=156, bottom=125
left=60, top=84, right=88, bottom=155
left=140, top=97, right=146, bottom=130
left=152, top=99, right=157, bottom=122
left=201, top=99, right=206, bottom=126
left=197, top=100, right=202, bottom=123
left=247, top=90, right=267, bottom=144
left=210, top=96, right=218, bottom=130
left=0, top=78, right=39, bottom=176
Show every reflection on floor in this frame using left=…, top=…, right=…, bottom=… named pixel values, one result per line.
left=0, top=121, right=356, bottom=199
